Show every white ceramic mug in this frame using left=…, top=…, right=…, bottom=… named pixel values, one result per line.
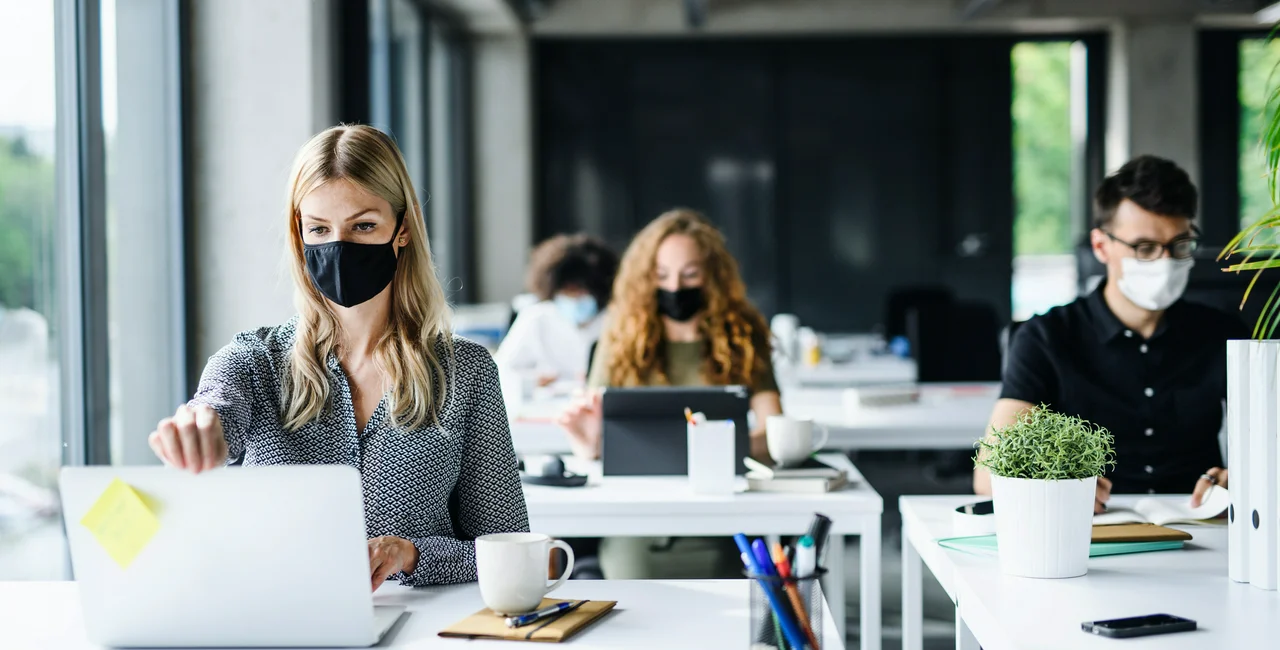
left=476, top=533, right=575, bottom=615
left=765, top=415, right=830, bottom=467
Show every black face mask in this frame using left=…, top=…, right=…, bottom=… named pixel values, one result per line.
left=303, top=213, right=404, bottom=308
left=656, top=287, right=704, bottom=322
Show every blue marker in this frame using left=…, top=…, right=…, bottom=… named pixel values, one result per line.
left=504, top=600, right=582, bottom=628
left=734, top=534, right=808, bottom=649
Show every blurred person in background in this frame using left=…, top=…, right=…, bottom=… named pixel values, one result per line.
left=557, top=209, right=781, bottom=579
left=496, top=234, right=618, bottom=388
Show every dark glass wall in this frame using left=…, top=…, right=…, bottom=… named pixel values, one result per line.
left=536, top=37, right=1019, bottom=331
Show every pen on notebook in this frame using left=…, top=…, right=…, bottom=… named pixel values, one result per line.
left=504, top=600, right=583, bottom=628
left=736, top=535, right=808, bottom=650
left=773, top=542, right=821, bottom=650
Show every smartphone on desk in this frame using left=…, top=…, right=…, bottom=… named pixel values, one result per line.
left=1082, top=614, right=1196, bottom=638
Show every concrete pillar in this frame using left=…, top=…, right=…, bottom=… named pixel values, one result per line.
left=186, top=0, right=335, bottom=377
left=1106, top=20, right=1199, bottom=183
left=472, top=33, right=533, bottom=303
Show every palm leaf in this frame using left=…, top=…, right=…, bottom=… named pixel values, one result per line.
left=1231, top=24, right=1280, bottom=337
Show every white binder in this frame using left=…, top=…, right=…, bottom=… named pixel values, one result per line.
left=1247, top=341, right=1279, bottom=590
left=1227, top=340, right=1250, bottom=583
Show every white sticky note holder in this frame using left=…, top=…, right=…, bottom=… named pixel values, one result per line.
left=688, top=419, right=736, bottom=495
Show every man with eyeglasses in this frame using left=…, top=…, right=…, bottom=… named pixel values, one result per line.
left=974, top=155, right=1246, bottom=510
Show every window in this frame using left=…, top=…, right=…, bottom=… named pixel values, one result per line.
left=368, top=0, right=473, bottom=303
left=1011, top=40, right=1086, bottom=321
left=102, top=0, right=186, bottom=466
left=0, top=0, right=65, bottom=579
left=0, top=0, right=184, bottom=580
left=1239, top=37, right=1280, bottom=229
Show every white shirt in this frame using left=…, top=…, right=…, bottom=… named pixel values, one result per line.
left=495, top=300, right=603, bottom=383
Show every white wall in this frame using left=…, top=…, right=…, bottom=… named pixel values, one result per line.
left=472, top=33, right=533, bottom=303
left=186, top=0, right=335, bottom=374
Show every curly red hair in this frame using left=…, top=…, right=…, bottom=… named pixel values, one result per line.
left=604, top=209, right=771, bottom=388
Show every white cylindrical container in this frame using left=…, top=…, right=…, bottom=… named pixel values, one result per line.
left=990, top=475, right=1096, bottom=578
left=1247, top=341, right=1280, bottom=590
left=1226, top=340, right=1251, bottom=584
left=687, top=419, right=736, bottom=496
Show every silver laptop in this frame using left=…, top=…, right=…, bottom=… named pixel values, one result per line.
left=60, top=465, right=404, bottom=647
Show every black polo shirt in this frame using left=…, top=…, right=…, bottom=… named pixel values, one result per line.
left=1001, top=289, right=1247, bottom=494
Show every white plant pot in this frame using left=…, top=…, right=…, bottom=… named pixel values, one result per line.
left=990, top=474, right=1096, bottom=578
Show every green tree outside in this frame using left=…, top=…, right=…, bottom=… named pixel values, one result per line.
left=1240, top=38, right=1280, bottom=229
left=1012, top=41, right=1073, bottom=257
left=0, top=135, right=54, bottom=310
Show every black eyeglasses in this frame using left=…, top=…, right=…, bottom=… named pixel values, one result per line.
left=1102, top=227, right=1200, bottom=261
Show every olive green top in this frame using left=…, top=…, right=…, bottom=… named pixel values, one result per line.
left=586, top=338, right=779, bottom=394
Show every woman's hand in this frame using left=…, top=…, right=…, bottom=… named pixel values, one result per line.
left=556, top=390, right=602, bottom=460
left=368, top=536, right=418, bottom=591
left=148, top=404, right=227, bottom=473
left=1191, top=467, right=1227, bottom=508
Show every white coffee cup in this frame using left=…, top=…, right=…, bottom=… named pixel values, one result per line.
left=476, top=533, right=575, bottom=615
left=765, top=415, right=830, bottom=467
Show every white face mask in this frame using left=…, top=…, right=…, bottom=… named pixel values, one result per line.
left=1117, top=257, right=1194, bottom=311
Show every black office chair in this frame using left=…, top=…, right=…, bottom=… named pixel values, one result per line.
left=884, top=287, right=953, bottom=341
left=1000, top=320, right=1025, bottom=377
left=907, top=300, right=1003, bottom=383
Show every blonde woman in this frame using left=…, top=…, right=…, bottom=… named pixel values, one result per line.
left=148, top=125, right=528, bottom=588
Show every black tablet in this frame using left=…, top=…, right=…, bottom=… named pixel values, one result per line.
left=600, top=386, right=751, bottom=476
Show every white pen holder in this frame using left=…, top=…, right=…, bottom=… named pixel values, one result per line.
left=687, top=419, right=736, bottom=495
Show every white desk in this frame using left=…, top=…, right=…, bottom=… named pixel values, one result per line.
left=0, top=579, right=845, bottom=649
left=508, top=383, right=998, bottom=456
left=784, top=384, right=997, bottom=451
left=524, top=453, right=883, bottom=649
left=781, top=357, right=917, bottom=388
left=899, top=495, right=1280, bottom=650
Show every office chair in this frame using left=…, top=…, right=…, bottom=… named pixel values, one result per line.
left=907, top=300, right=1002, bottom=383
left=884, top=287, right=953, bottom=341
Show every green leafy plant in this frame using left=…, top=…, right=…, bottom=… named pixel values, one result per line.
left=1221, top=32, right=1280, bottom=338
left=974, top=406, right=1115, bottom=481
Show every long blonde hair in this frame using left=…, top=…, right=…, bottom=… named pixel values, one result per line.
left=604, top=208, right=770, bottom=387
left=281, top=124, right=452, bottom=431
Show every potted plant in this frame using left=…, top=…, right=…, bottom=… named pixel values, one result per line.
left=974, top=406, right=1115, bottom=578
left=1217, top=34, right=1280, bottom=590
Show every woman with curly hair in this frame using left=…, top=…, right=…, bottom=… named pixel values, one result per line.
left=557, top=208, right=782, bottom=578
left=496, top=234, right=618, bottom=387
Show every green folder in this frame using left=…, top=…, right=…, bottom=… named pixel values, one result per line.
left=937, top=534, right=1184, bottom=558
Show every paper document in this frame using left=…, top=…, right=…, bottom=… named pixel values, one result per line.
left=79, top=478, right=160, bottom=569
left=1093, top=488, right=1230, bottom=527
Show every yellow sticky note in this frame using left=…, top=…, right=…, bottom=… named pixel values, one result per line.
left=79, top=478, right=160, bottom=570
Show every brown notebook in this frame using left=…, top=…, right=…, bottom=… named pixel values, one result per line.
left=1092, top=523, right=1193, bottom=543
left=438, top=599, right=616, bottom=643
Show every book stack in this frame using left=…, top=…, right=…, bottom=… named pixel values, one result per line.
left=744, top=457, right=849, bottom=493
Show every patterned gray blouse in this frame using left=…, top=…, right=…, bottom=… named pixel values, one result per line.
left=189, top=318, right=530, bottom=586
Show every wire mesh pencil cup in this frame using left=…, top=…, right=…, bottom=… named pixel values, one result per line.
left=746, top=568, right=826, bottom=650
